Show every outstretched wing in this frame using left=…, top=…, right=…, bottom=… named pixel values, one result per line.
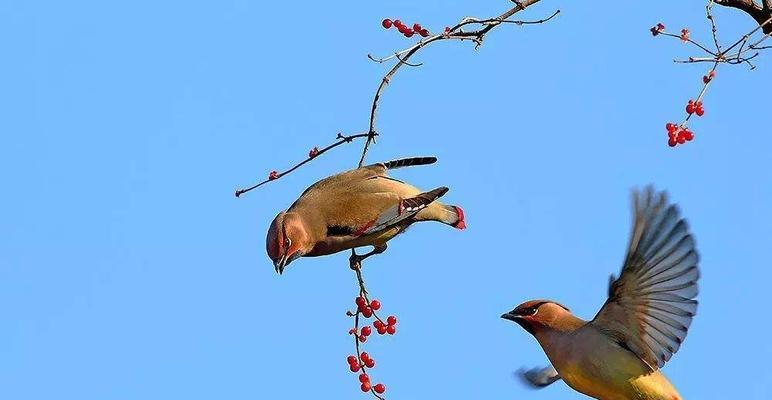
left=591, top=186, right=699, bottom=370
left=516, top=365, right=561, bottom=388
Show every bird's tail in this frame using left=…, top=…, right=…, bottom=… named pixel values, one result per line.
left=382, top=156, right=437, bottom=170
left=439, top=204, right=466, bottom=230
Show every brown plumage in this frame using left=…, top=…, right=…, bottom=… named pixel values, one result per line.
left=266, top=157, right=465, bottom=273
left=502, top=187, right=699, bottom=400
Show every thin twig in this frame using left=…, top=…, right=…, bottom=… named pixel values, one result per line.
left=707, top=0, right=723, bottom=53
left=235, top=132, right=371, bottom=197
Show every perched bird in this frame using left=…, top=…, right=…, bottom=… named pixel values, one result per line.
left=502, top=187, right=699, bottom=400
left=267, top=156, right=465, bottom=274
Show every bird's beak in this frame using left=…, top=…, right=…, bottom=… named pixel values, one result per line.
left=274, top=252, right=303, bottom=275
left=501, top=312, right=521, bottom=322
left=274, top=255, right=287, bottom=275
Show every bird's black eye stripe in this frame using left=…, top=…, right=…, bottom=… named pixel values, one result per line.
left=518, top=302, right=549, bottom=316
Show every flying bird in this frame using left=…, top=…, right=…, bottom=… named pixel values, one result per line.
left=267, top=156, right=465, bottom=274
left=502, top=187, right=699, bottom=400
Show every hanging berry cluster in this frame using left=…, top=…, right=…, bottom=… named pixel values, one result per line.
left=346, top=295, right=397, bottom=399
left=649, top=2, right=772, bottom=149
left=382, top=18, right=431, bottom=38
left=665, top=123, right=695, bottom=147
left=649, top=22, right=717, bottom=148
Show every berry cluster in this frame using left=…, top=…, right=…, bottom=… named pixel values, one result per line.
left=666, top=123, right=695, bottom=147
left=308, top=147, right=320, bottom=158
left=347, top=352, right=376, bottom=372
left=347, top=296, right=396, bottom=397
left=353, top=297, right=397, bottom=337
left=685, top=99, right=705, bottom=116
left=382, top=18, right=430, bottom=38
left=373, top=315, right=397, bottom=335
left=347, top=355, right=387, bottom=394
left=268, top=170, right=279, bottom=180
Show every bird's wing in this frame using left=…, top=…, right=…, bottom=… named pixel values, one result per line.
left=318, top=187, right=449, bottom=238
left=590, top=186, right=699, bottom=370
left=516, top=365, right=561, bottom=388
left=359, top=187, right=448, bottom=235
left=294, top=157, right=437, bottom=202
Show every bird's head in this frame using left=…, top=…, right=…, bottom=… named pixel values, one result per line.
left=266, top=211, right=310, bottom=274
left=501, top=300, right=572, bottom=335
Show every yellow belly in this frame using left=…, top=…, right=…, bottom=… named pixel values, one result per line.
left=561, top=368, right=681, bottom=400
left=545, top=329, right=682, bottom=400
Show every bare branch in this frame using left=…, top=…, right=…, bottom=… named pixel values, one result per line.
left=707, top=1, right=723, bottom=52
left=235, top=132, right=371, bottom=197
left=356, top=0, right=558, bottom=167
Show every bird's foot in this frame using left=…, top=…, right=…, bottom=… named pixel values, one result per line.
left=349, top=255, right=363, bottom=271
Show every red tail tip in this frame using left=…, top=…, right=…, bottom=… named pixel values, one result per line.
left=452, top=206, right=466, bottom=230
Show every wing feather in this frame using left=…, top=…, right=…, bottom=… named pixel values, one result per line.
left=591, top=186, right=699, bottom=369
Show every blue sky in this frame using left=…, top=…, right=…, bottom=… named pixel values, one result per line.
left=3, top=0, right=771, bottom=399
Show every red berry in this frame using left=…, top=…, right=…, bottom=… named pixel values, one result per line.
left=359, top=334, right=367, bottom=343
left=677, top=135, right=686, bottom=144
left=387, top=315, right=397, bottom=326
left=404, top=30, right=415, bottom=38
left=668, top=138, right=677, bottom=147
left=666, top=123, right=676, bottom=132
left=361, top=382, right=372, bottom=392
left=686, top=104, right=695, bottom=114
left=370, top=300, right=381, bottom=310
left=386, top=325, right=396, bottom=335
left=376, top=325, right=387, bottom=335
left=444, top=26, right=451, bottom=33
left=360, top=352, right=370, bottom=361
left=382, top=19, right=393, bottom=29
left=359, top=373, right=370, bottom=383
left=350, top=363, right=361, bottom=372
left=657, top=23, right=665, bottom=30
left=394, top=19, right=403, bottom=27
left=365, top=358, right=376, bottom=368
left=362, top=308, right=373, bottom=318
left=356, top=297, right=366, bottom=307
left=268, top=170, right=279, bottom=180
left=347, top=355, right=358, bottom=365
left=361, top=326, right=372, bottom=336
left=373, top=320, right=384, bottom=329
left=695, top=106, right=704, bottom=116
left=308, top=147, right=319, bottom=158
left=419, top=29, right=430, bottom=37
left=374, top=384, right=386, bottom=394
left=413, top=23, right=422, bottom=32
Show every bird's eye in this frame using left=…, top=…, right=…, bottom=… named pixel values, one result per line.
left=283, top=237, right=291, bottom=248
